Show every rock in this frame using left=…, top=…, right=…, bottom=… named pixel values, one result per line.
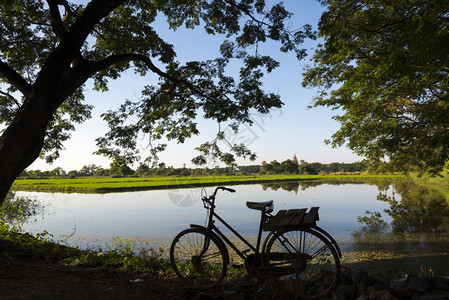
left=331, top=267, right=449, bottom=300
left=408, top=274, right=432, bottom=293
left=389, top=280, right=414, bottom=298
left=385, top=269, right=409, bottom=282
left=416, top=292, right=449, bottom=300
left=337, top=284, right=357, bottom=299
left=430, top=277, right=449, bottom=292
left=372, top=289, right=394, bottom=300
left=354, top=270, right=371, bottom=285
left=356, top=283, right=368, bottom=297
left=340, top=268, right=355, bottom=285
left=332, top=290, right=348, bottom=300
left=372, top=278, right=390, bottom=291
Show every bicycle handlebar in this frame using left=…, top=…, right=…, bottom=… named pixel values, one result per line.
left=221, top=187, right=236, bottom=193
left=210, top=186, right=236, bottom=197
left=202, top=186, right=236, bottom=208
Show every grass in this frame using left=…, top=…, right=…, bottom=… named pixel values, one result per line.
left=11, top=174, right=405, bottom=193
left=0, top=224, right=171, bottom=276
left=407, top=173, right=449, bottom=202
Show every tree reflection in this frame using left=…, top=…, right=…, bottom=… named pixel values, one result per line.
left=261, top=181, right=300, bottom=193
left=354, top=211, right=389, bottom=235
left=259, top=178, right=395, bottom=193
left=355, top=181, right=449, bottom=236
left=0, top=192, right=46, bottom=231
left=260, top=180, right=332, bottom=193
left=259, top=179, right=449, bottom=234
left=350, top=182, right=449, bottom=276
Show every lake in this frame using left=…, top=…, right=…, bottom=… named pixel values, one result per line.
left=8, top=179, right=449, bottom=276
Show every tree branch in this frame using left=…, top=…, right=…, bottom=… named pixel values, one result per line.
left=59, top=0, right=125, bottom=59
left=87, top=53, right=217, bottom=101
left=46, top=0, right=67, bottom=40
left=35, top=0, right=126, bottom=91
left=0, top=90, right=22, bottom=108
left=59, top=0, right=78, bottom=22
left=0, top=60, right=32, bottom=97
left=362, top=15, right=413, bottom=33
left=222, top=0, right=270, bottom=27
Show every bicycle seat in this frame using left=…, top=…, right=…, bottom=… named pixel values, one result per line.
left=246, top=200, right=274, bottom=213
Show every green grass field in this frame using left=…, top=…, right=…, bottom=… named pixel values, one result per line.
left=11, top=174, right=405, bottom=193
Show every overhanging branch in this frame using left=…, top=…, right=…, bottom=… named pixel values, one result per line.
left=59, top=0, right=125, bottom=60
left=47, top=0, right=67, bottom=40
left=0, top=90, right=22, bottom=108
left=89, top=53, right=217, bottom=101
left=0, top=60, right=32, bottom=97
left=222, top=0, right=270, bottom=27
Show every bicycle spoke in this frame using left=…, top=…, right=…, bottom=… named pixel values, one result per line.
left=265, top=228, right=341, bottom=299
left=170, top=228, right=227, bottom=290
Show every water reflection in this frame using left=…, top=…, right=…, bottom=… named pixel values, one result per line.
left=261, top=180, right=345, bottom=192
left=260, top=178, right=396, bottom=193
left=383, top=181, right=449, bottom=233
left=355, top=181, right=449, bottom=235
left=349, top=181, right=449, bottom=276
left=1, top=192, right=46, bottom=231
left=260, top=179, right=449, bottom=235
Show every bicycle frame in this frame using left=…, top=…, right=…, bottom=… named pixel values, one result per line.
left=171, top=186, right=342, bottom=298
left=193, top=187, right=268, bottom=265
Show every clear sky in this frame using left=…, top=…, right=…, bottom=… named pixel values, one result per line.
left=29, top=0, right=362, bottom=172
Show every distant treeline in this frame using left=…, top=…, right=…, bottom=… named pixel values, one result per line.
left=260, top=159, right=366, bottom=175
left=20, top=159, right=367, bottom=178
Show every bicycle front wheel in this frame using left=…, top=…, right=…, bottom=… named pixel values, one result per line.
left=170, top=228, right=228, bottom=289
left=264, top=228, right=341, bottom=299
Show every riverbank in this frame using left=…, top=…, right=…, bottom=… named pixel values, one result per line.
left=11, top=174, right=404, bottom=193
left=1, top=228, right=449, bottom=299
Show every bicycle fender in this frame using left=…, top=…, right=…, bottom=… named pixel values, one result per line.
left=311, top=226, right=342, bottom=258
left=189, top=224, right=230, bottom=263
left=262, top=227, right=342, bottom=259
left=261, top=231, right=275, bottom=255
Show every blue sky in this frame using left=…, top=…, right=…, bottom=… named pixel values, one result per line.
left=29, top=0, right=362, bottom=171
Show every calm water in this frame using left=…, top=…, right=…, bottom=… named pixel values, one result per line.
left=9, top=179, right=449, bottom=276
left=13, top=181, right=390, bottom=243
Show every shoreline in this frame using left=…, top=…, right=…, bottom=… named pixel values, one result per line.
left=11, top=174, right=405, bottom=194
left=1, top=229, right=448, bottom=299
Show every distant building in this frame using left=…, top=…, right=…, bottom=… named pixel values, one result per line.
left=292, top=153, right=299, bottom=165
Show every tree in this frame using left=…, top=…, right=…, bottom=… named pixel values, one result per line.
left=259, top=160, right=272, bottom=174
left=109, top=158, right=134, bottom=176
left=303, top=0, right=449, bottom=174
left=269, top=160, right=281, bottom=173
left=279, top=159, right=299, bottom=174
left=298, top=160, right=320, bottom=175
left=79, top=164, right=100, bottom=176
left=135, top=163, right=152, bottom=177
left=0, top=0, right=315, bottom=205
left=50, top=167, right=67, bottom=177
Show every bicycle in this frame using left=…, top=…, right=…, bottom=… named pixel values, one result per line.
left=170, top=186, right=342, bottom=299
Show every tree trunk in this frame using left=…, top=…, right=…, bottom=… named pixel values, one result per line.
left=0, top=95, right=59, bottom=206
left=0, top=0, right=128, bottom=206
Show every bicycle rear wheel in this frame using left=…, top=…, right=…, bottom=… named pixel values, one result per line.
left=264, top=228, right=341, bottom=299
left=170, top=228, right=228, bottom=289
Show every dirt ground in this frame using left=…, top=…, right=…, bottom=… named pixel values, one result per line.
left=0, top=238, right=281, bottom=300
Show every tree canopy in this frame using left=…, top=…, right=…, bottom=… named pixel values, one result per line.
left=0, top=0, right=314, bottom=204
left=303, top=0, right=449, bottom=174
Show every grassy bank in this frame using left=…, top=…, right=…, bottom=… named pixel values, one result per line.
left=11, top=174, right=405, bottom=193
left=407, top=173, right=449, bottom=200
left=0, top=225, right=170, bottom=275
